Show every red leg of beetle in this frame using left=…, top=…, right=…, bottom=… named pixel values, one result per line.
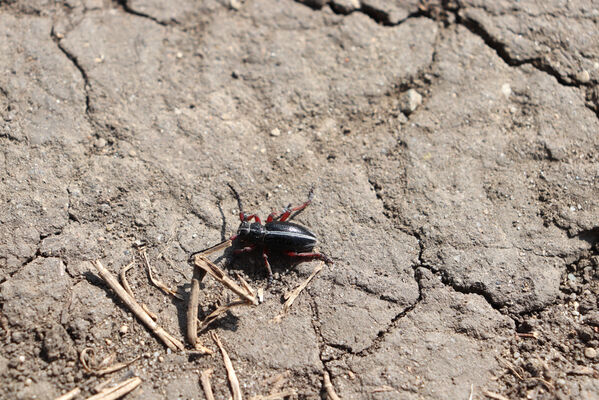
left=266, top=190, right=314, bottom=223
left=284, top=251, right=333, bottom=264
left=239, top=212, right=262, bottom=224
left=234, top=245, right=256, bottom=254
left=263, top=249, right=273, bottom=283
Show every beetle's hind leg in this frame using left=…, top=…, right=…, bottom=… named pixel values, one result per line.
left=266, top=188, right=314, bottom=223
left=284, top=251, right=333, bottom=265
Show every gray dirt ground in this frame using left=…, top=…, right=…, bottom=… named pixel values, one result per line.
left=1, top=0, right=599, bottom=399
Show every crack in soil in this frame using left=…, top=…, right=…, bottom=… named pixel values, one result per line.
left=294, top=0, right=427, bottom=26
left=50, top=26, right=91, bottom=117
left=296, top=0, right=599, bottom=121
left=115, top=0, right=168, bottom=26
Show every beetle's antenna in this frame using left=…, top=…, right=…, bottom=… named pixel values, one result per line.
left=227, top=183, right=244, bottom=213
left=217, top=201, right=227, bottom=241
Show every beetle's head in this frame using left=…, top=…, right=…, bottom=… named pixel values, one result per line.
left=236, top=221, right=251, bottom=241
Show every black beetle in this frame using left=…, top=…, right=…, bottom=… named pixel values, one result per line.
left=228, top=189, right=333, bottom=281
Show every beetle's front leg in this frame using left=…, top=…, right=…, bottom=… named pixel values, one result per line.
left=239, top=212, right=262, bottom=224
left=266, top=189, right=314, bottom=223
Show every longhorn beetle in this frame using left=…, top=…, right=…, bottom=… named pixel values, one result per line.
left=201, top=187, right=333, bottom=283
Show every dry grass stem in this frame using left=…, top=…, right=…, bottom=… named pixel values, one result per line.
left=85, top=376, right=142, bottom=400
left=257, top=288, right=264, bottom=303
left=186, top=266, right=203, bottom=348
left=272, top=262, right=323, bottom=322
left=323, top=371, right=341, bottom=400
left=54, top=387, right=81, bottom=400
left=93, top=260, right=184, bottom=352
left=119, top=261, right=136, bottom=297
left=200, top=368, right=215, bottom=400
left=469, top=384, right=474, bottom=400
left=193, top=254, right=258, bottom=305
left=121, top=262, right=158, bottom=321
left=498, top=358, right=524, bottom=380
left=80, top=348, right=140, bottom=376
left=212, top=332, right=243, bottom=400
left=235, top=272, right=256, bottom=297
left=198, top=239, right=233, bottom=256
left=516, top=332, right=539, bottom=339
left=569, top=366, right=598, bottom=376
left=528, top=377, right=554, bottom=391
left=248, top=391, right=296, bottom=400
left=248, top=372, right=295, bottom=400
left=141, top=250, right=184, bottom=300
left=483, top=391, right=510, bottom=400
left=371, top=385, right=395, bottom=393
left=198, top=300, right=248, bottom=332
left=141, top=304, right=158, bottom=321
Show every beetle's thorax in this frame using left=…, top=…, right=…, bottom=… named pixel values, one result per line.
left=236, top=221, right=266, bottom=243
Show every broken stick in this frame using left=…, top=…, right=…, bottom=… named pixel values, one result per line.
left=193, top=254, right=258, bottom=305
left=94, top=260, right=184, bottom=352
left=212, top=332, right=243, bottom=400
left=272, top=262, right=323, bottom=322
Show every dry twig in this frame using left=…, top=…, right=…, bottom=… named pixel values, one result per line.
left=119, top=261, right=136, bottom=297
left=141, top=250, right=184, bottom=300
left=371, top=386, right=395, bottom=393
left=198, top=300, right=249, bottom=332
left=186, top=265, right=212, bottom=353
left=272, top=262, right=323, bottom=322
left=86, top=376, right=142, bottom=400
left=200, top=368, right=215, bottom=400
left=212, top=332, right=243, bottom=400
left=193, top=254, right=258, bottom=305
left=197, top=239, right=233, bottom=256
left=323, top=371, right=341, bottom=400
left=80, top=348, right=140, bottom=376
left=248, top=391, right=296, bottom=400
left=94, top=260, right=184, bottom=351
left=483, top=391, right=510, bottom=400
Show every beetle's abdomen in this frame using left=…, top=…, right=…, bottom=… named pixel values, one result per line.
left=264, top=221, right=317, bottom=252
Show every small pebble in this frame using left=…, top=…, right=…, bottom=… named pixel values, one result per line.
left=501, top=83, right=511, bottom=98
left=95, top=138, right=107, bottom=148
left=399, top=89, right=422, bottom=115
left=576, top=70, right=590, bottom=83
left=584, top=347, right=597, bottom=359
left=270, top=128, right=281, bottom=137
left=119, top=325, right=129, bottom=334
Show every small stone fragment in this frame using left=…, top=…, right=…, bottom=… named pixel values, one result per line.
left=95, top=138, right=106, bottom=148
left=576, top=70, right=590, bottom=83
left=584, top=347, right=597, bottom=359
left=332, top=0, right=360, bottom=13
left=399, top=89, right=422, bottom=115
left=270, top=128, right=281, bottom=137
left=501, top=83, right=511, bottom=98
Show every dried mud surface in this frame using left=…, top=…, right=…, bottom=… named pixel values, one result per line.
left=1, top=1, right=599, bottom=399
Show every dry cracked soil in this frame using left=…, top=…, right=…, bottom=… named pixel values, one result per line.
left=1, top=0, right=599, bottom=399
